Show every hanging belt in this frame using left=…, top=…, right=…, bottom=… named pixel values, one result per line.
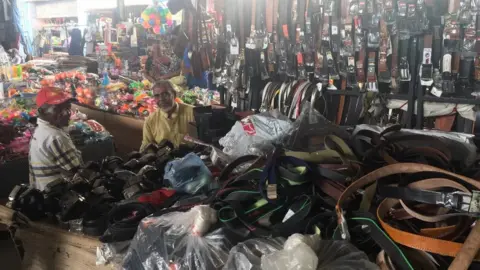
left=295, top=0, right=307, bottom=79
left=442, top=19, right=460, bottom=95
left=398, top=35, right=411, bottom=82
left=285, top=0, right=297, bottom=78
left=366, top=52, right=378, bottom=92
left=304, top=0, right=315, bottom=68
left=266, top=0, right=276, bottom=73
left=384, top=0, right=395, bottom=24
left=356, top=49, right=366, bottom=90
left=420, top=34, right=433, bottom=87
left=378, top=18, right=391, bottom=84
left=355, top=17, right=365, bottom=89
left=277, top=0, right=289, bottom=75
left=459, top=18, right=476, bottom=85
left=238, top=0, right=247, bottom=111
left=432, top=24, right=442, bottom=70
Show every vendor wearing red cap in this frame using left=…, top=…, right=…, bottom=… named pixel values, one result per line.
left=29, top=87, right=83, bottom=191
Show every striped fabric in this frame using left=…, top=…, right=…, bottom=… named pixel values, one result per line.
left=141, top=102, right=195, bottom=151
left=29, top=118, right=83, bottom=191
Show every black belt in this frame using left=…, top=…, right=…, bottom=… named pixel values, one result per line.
left=100, top=202, right=155, bottom=243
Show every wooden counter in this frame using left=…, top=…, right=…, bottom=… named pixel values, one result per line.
left=0, top=206, right=110, bottom=270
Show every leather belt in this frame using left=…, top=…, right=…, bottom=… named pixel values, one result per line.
left=398, top=36, right=411, bottom=82
left=390, top=33, right=399, bottom=91
left=356, top=30, right=366, bottom=88
left=367, top=52, right=378, bottom=92
left=420, top=34, right=433, bottom=87
left=378, top=18, right=391, bottom=84
left=336, top=163, right=480, bottom=260
left=296, top=0, right=307, bottom=79
left=266, top=0, right=276, bottom=73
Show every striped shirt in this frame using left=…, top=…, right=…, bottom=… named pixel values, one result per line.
left=140, top=102, right=195, bottom=151
left=29, top=118, right=84, bottom=191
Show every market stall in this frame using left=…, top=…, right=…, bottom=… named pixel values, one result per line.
left=6, top=0, right=480, bottom=269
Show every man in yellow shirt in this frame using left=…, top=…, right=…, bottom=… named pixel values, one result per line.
left=140, top=81, right=195, bottom=151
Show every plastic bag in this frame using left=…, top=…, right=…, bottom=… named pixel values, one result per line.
left=163, top=153, right=216, bottom=194
left=282, top=102, right=351, bottom=152
left=122, top=205, right=239, bottom=270
left=219, top=110, right=292, bottom=158
left=223, top=238, right=285, bottom=270
left=261, top=234, right=321, bottom=270
left=262, top=238, right=378, bottom=270
left=224, top=235, right=377, bottom=270
left=97, top=241, right=130, bottom=266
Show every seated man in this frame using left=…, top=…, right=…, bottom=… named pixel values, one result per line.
left=29, top=87, right=83, bottom=191
left=141, top=81, right=194, bottom=151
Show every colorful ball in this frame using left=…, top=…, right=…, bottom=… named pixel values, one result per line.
left=149, top=13, right=156, bottom=19
left=141, top=13, right=149, bottom=21
left=139, top=18, right=144, bottom=23
left=149, top=19, right=155, bottom=26
left=153, top=25, right=160, bottom=34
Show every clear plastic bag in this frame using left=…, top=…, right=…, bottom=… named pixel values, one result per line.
left=224, top=235, right=377, bottom=270
left=219, top=110, right=292, bottom=158
left=223, top=238, right=285, bottom=270
left=122, top=205, right=238, bottom=270
left=163, top=153, right=216, bottom=194
left=97, top=241, right=130, bottom=266
left=282, top=102, right=351, bottom=152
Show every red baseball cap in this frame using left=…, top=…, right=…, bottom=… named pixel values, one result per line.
left=36, top=87, right=74, bottom=108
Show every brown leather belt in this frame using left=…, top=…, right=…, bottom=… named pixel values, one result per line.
left=336, top=163, right=480, bottom=260
left=378, top=18, right=390, bottom=83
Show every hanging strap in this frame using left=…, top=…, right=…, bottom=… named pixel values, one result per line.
left=378, top=18, right=391, bottom=83
left=366, top=51, right=378, bottom=92
left=420, top=34, right=433, bottom=86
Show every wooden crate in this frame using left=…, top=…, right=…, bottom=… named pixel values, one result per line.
left=0, top=206, right=112, bottom=270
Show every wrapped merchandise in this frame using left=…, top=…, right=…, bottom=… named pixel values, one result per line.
left=223, top=238, right=285, bottom=270
left=122, top=205, right=240, bottom=270
left=224, top=234, right=377, bottom=270
left=219, top=111, right=292, bottom=158
left=163, top=153, right=216, bottom=194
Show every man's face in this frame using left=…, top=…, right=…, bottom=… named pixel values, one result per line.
left=53, top=102, right=72, bottom=127
left=153, top=83, right=175, bottom=112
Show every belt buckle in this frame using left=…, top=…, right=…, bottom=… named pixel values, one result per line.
left=442, top=191, right=480, bottom=213
left=337, top=210, right=351, bottom=240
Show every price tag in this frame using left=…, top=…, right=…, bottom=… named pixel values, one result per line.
left=230, top=44, right=239, bottom=55
left=431, top=86, right=443, bottom=97
left=332, top=25, right=338, bottom=35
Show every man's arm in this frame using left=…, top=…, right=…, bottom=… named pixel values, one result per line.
left=50, top=136, right=84, bottom=174
left=140, top=119, right=155, bottom=152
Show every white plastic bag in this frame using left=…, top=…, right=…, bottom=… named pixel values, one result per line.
left=224, top=234, right=378, bottom=270
left=261, top=234, right=320, bottom=270
left=219, top=110, right=292, bottom=158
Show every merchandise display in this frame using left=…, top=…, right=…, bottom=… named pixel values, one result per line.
left=6, top=0, right=480, bottom=270
left=5, top=102, right=480, bottom=269
left=0, top=93, right=112, bottom=164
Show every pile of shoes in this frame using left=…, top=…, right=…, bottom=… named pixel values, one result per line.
left=6, top=140, right=207, bottom=239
